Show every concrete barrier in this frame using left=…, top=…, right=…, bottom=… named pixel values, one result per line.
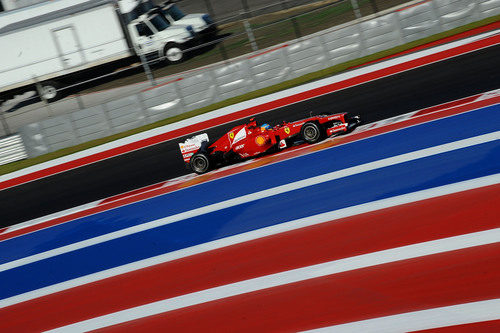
left=140, top=81, right=185, bottom=123
left=361, top=13, right=402, bottom=54
left=38, top=115, right=78, bottom=153
left=249, top=47, right=292, bottom=90
left=398, top=1, right=441, bottom=42
left=322, top=24, right=365, bottom=66
left=286, top=37, right=329, bottom=78
left=105, top=95, right=146, bottom=134
left=435, top=0, right=480, bottom=31
left=19, top=123, right=49, bottom=157
left=71, top=106, right=111, bottom=143
left=178, top=72, right=218, bottom=112
left=212, top=61, right=253, bottom=101
left=478, top=0, right=500, bottom=17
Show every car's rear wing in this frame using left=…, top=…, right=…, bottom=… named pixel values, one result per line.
left=179, top=133, right=209, bottom=163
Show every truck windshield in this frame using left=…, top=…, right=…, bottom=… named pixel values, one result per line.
left=165, top=5, right=185, bottom=21
left=149, top=13, right=170, bottom=31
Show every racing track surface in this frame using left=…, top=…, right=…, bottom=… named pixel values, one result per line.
left=2, top=44, right=500, bottom=226
left=0, top=95, right=498, bottom=331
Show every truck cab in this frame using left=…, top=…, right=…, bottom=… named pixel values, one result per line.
left=120, top=0, right=197, bottom=63
left=127, top=11, right=194, bottom=63
left=157, top=1, right=217, bottom=42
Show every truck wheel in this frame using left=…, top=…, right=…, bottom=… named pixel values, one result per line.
left=39, top=81, right=61, bottom=103
left=163, top=43, right=185, bottom=64
left=190, top=152, right=210, bottom=174
left=301, top=122, right=322, bottom=144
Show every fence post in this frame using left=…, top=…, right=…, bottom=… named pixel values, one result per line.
left=0, top=109, right=10, bottom=137
left=204, top=0, right=229, bottom=60
left=33, top=76, right=55, bottom=118
left=240, top=0, right=258, bottom=51
left=369, top=0, right=379, bottom=13
left=241, top=12, right=258, bottom=51
left=279, top=0, right=302, bottom=39
left=350, top=0, right=362, bottom=18
left=138, top=53, right=157, bottom=86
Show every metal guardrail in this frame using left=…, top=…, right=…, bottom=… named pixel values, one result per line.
left=0, top=134, right=28, bottom=165
left=2, top=0, right=500, bottom=165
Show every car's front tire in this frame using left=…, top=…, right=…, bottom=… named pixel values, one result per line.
left=301, top=122, right=322, bottom=144
left=190, top=152, right=211, bottom=174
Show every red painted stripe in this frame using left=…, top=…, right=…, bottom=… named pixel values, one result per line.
left=98, top=182, right=166, bottom=205
left=1, top=31, right=498, bottom=192
left=140, top=77, right=183, bottom=92
left=101, top=243, right=500, bottom=332
left=1, top=184, right=498, bottom=332
left=411, top=319, right=500, bottom=332
left=248, top=44, right=289, bottom=59
left=1, top=94, right=498, bottom=243
left=396, top=0, right=432, bottom=12
left=412, top=94, right=480, bottom=117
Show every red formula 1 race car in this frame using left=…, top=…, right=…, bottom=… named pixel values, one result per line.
left=179, top=113, right=361, bottom=174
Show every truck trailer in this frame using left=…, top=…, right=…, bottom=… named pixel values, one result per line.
left=0, top=0, right=216, bottom=102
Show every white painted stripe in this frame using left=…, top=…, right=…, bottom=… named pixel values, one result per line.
left=1, top=201, right=101, bottom=235
left=1, top=174, right=498, bottom=309
left=303, top=299, right=500, bottom=333
left=45, top=229, right=500, bottom=332
left=1, top=132, right=498, bottom=273
left=1, top=29, right=497, bottom=183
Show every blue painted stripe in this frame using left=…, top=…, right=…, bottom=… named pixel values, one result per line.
left=0, top=104, right=499, bottom=264
left=1, top=139, right=498, bottom=299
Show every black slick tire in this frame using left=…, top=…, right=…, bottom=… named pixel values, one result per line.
left=190, top=152, right=210, bottom=174
left=300, top=122, right=322, bottom=144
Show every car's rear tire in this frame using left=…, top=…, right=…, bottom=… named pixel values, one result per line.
left=190, top=152, right=210, bottom=174
left=38, top=81, right=62, bottom=103
left=301, top=122, right=322, bottom=144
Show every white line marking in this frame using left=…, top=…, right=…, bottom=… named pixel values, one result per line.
left=303, top=299, right=500, bottom=333
left=1, top=174, right=498, bottom=309
left=1, top=132, right=498, bottom=273
left=45, top=229, right=500, bottom=332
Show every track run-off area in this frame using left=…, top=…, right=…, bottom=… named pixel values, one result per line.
left=0, top=88, right=499, bottom=331
left=1, top=26, right=499, bottom=332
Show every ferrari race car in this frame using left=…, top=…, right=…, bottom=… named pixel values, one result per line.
left=179, top=113, right=361, bottom=174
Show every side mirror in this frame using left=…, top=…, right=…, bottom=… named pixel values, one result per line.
left=248, top=117, right=256, bottom=128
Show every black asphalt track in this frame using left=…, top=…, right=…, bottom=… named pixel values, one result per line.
left=2, top=44, right=499, bottom=227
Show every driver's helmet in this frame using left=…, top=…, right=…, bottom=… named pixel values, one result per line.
left=260, top=123, right=271, bottom=131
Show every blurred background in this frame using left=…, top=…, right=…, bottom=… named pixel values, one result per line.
left=0, top=0, right=411, bottom=118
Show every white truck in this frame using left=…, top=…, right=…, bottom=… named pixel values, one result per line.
left=0, top=0, right=217, bottom=102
